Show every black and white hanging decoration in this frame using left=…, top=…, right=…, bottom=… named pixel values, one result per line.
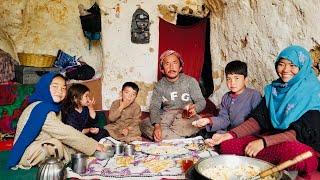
left=131, top=7, right=150, bottom=44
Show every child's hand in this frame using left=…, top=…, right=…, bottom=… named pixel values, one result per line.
left=121, top=128, right=129, bottom=136
left=82, top=128, right=90, bottom=134
left=204, top=138, right=216, bottom=147
left=119, top=98, right=133, bottom=110
left=192, top=118, right=210, bottom=127
left=90, top=127, right=99, bottom=134
left=88, top=97, right=96, bottom=108
left=205, top=133, right=233, bottom=147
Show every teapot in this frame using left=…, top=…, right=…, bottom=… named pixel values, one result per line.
left=37, top=143, right=66, bottom=180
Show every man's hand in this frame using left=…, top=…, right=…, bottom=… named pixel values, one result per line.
left=204, top=133, right=233, bottom=147
left=245, top=139, right=264, bottom=157
left=121, top=128, right=129, bottom=136
left=153, top=124, right=162, bottom=142
left=192, top=118, right=210, bottom=127
left=184, top=104, right=197, bottom=118
left=90, top=127, right=99, bottom=134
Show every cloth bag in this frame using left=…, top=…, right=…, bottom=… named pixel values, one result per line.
left=54, top=49, right=79, bottom=70
left=65, top=64, right=95, bottom=80
left=0, top=49, right=18, bottom=83
left=80, top=3, right=101, bottom=50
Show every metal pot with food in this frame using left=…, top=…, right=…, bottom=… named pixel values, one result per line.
left=195, top=151, right=312, bottom=180
left=195, top=155, right=282, bottom=180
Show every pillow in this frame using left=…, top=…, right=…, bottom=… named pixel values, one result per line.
left=93, top=111, right=107, bottom=128
left=54, top=50, right=79, bottom=69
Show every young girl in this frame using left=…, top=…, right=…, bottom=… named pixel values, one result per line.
left=105, top=82, right=142, bottom=143
left=6, top=73, right=105, bottom=169
left=62, top=83, right=108, bottom=141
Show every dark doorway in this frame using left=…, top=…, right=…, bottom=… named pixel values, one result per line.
left=176, top=14, right=213, bottom=97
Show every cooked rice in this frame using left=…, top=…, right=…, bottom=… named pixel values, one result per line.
left=201, top=165, right=276, bottom=180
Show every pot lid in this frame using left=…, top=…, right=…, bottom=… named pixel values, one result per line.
left=45, top=156, right=59, bottom=164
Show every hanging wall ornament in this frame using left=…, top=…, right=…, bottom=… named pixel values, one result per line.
left=131, top=7, right=150, bottom=44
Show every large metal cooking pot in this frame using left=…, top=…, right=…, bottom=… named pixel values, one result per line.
left=195, top=155, right=282, bottom=180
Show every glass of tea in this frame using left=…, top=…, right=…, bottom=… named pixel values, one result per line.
left=182, top=105, right=192, bottom=119
left=181, top=158, right=194, bottom=173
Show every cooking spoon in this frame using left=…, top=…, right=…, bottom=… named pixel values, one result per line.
left=249, top=151, right=313, bottom=180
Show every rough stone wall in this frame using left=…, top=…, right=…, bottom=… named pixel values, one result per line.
left=0, top=0, right=103, bottom=76
left=310, top=46, right=320, bottom=75
left=0, top=30, right=18, bottom=61
left=206, top=0, right=320, bottom=105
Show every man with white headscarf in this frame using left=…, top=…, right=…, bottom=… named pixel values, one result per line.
left=140, top=50, right=206, bottom=141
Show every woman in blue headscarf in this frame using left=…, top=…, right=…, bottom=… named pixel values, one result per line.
left=6, top=73, right=105, bottom=169
left=205, top=45, right=320, bottom=178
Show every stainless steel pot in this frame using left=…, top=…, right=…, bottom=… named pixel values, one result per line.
left=37, top=143, right=66, bottom=180
left=195, top=155, right=282, bottom=180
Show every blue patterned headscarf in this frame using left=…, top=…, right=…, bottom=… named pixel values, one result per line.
left=265, top=45, right=320, bottom=129
left=6, top=73, right=64, bottom=169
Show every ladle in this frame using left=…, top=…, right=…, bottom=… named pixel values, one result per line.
left=249, top=151, right=313, bottom=180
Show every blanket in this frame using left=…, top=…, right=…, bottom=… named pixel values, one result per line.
left=0, top=84, right=35, bottom=134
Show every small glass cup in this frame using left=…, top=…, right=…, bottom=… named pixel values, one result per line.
left=181, top=158, right=194, bottom=173
left=182, top=105, right=192, bottom=119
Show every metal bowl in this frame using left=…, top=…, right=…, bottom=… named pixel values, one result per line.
left=195, top=155, right=282, bottom=180
left=94, top=148, right=115, bottom=160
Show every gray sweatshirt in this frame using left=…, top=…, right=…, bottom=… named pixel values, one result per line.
left=150, top=73, right=206, bottom=124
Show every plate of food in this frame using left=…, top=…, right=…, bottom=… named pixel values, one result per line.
left=142, top=146, right=189, bottom=156
left=184, top=143, right=206, bottom=151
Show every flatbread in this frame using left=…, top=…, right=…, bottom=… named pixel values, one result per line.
left=134, top=144, right=141, bottom=151
left=142, top=159, right=174, bottom=173
left=142, top=146, right=189, bottom=155
left=184, top=143, right=206, bottom=151
left=160, top=143, right=174, bottom=146
left=184, top=143, right=199, bottom=150
left=115, top=156, right=134, bottom=167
